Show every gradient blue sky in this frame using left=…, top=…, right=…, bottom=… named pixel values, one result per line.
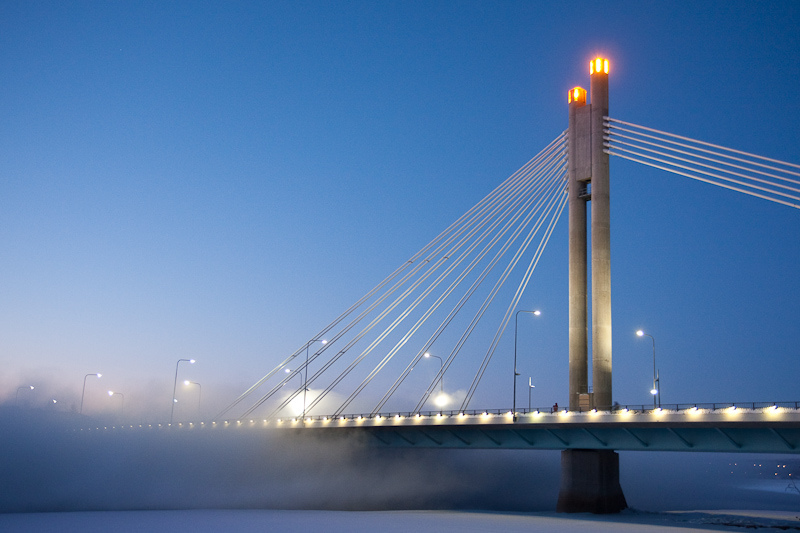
left=2, top=1, right=799, bottom=420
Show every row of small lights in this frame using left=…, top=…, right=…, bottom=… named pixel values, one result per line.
left=271, top=404, right=793, bottom=424
left=75, top=403, right=797, bottom=432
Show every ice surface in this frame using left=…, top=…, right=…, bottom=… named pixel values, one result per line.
left=1, top=509, right=799, bottom=533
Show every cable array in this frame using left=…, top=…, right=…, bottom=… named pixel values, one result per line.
left=216, top=133, right=568, bottom=420
left=605, top=118, right=800, bottom=209
left=214, top=118, right=800, bottom=422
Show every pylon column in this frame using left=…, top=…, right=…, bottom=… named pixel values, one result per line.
left=590, top=58, right=612, bottom=411
left=567, top=87, right=590, bottom=411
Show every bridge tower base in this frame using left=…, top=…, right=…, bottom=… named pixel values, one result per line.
left=556, top=449, right=627, bottom=514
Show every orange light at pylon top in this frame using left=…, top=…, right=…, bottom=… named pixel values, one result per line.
left=568, top=86, right=586, bottom=104
left=590, top=57, right=609, bottom=75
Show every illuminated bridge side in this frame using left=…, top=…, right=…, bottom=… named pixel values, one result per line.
left=285, top=408, right=800, bottom=454
left=96, top=404, right=800, bottom=455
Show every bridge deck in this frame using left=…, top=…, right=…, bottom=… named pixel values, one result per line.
left=89, top=406, right=800, bottom=454
left=277, top=407, right=800, bottom=453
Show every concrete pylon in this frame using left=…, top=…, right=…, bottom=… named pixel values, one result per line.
left=566, top=58, right=612, bottom=412
left=590, top=58, right=612, bottom=411
left=567, top=87, right=590, bottom=411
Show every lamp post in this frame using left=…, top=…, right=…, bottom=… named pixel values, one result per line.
left=184, top=380, right=202, bottom=411
left=283, top=369, right=305, bottom=419
left=423, top=352, right=443, bottom=392
left=284, top=367, right=302, bottom=386
left=637, top=330, right=659, bottom=408
left=170, top=358, right=195, bottom=424
left=528, top=377, right=535, bottom=411
left=15, top=385, right=34, bottom=406
left=514, top=309, right=541, bottom=421
left=302, top=339, right=327, bottom=422
left=107, top=390, right=124, bottom=416
left=80, top=373, right=102, bottom=414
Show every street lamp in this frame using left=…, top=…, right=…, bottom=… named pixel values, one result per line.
left=15, top=385, right=34, bottom=406
left=528, top=377, right=535, bottom=411
left=514, top=309, right=541, bottom=421
left=184, top=380, right=202, bottom=410
left=283, top=369, right=306, bottom=417
left=302, top=339, right=327, bottom=422
left=171, top=358, right=195, bottom=424
left=423, top=352, right=444, bottom=392
left=284, top=367, right=302, bottom=385
left=107, top=390, right=124, bottom=416
left=80, top=373, right=102, bottom=414
left=637, top=330, right=659, bottom=408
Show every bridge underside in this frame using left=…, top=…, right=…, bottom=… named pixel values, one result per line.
left=298, top=421, right=800, bottom=454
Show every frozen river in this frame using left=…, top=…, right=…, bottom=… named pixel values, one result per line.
left=2, top=509, right=799, bottom=533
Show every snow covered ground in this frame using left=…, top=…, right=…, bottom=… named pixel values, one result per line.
left=1, top=509, right=799, bottom=533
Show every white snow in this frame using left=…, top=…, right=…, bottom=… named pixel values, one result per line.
left=1, top=509, right=799, bottom=533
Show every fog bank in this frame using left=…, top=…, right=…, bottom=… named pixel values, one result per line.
left=1, top=407, right=798, bottom=513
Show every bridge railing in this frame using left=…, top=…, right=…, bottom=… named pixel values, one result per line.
left=73, top=401, right=800, bottom=432
left=269, top=401, right=800, bottom=423
left=618, top=401, right=800, bottom=413
left=535, top=401, right=800, bottom=415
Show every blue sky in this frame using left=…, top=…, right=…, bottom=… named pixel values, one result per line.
left=2, top=1, right=799, bottom=421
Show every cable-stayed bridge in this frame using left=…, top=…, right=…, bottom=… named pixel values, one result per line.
left=215, top=61, right=799, bottom=426
left=121, top=57, right=800, bottom=513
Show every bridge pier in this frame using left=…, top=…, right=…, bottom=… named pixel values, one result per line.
left=556, top=449, right=627, bottom=514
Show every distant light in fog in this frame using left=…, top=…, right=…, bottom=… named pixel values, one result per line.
left=433, top=392, right=450, bottom=408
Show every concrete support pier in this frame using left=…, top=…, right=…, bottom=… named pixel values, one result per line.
left=556, top=449, right=627, bottom=514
